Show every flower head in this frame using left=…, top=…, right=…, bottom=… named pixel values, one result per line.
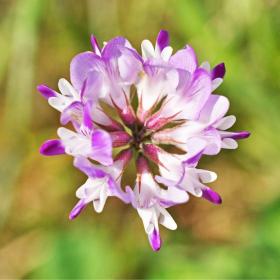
left=38, top=30, right=250, bottom=251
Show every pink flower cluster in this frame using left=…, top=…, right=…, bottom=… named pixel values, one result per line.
left=38, top=30, right=250, bottom=251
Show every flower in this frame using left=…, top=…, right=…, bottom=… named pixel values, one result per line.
left=38, top=30, right=250, bottom=251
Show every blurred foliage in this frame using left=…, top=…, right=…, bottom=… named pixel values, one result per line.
left=0, top=0, right=280, bottom=278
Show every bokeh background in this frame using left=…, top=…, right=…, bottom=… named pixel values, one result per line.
left=0, top=0, right=280, bottom=278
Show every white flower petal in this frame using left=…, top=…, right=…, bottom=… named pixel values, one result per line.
left=200, top=61, right=211, bottom=71
left=216, top=115, right=236, bottom=130
left=93, top=186, right=108, bottom=213
left=137, top=208, right=155, bottom=234
left=161, top=46, right=173, bottom=61
left=57, top=127, right=91, bottom=156
left=158, top=207, right=177, bottom=230
left=222, top=138, right=238, bottom=149
left=141, top=40, right=155, bottom=60
left=197, top=169, right=217, bottom=183
left=212, top=78, right=223, bottom=91
left=58, top=78, right=78, bottom=98
left=48, top=96, right=69, bottom=112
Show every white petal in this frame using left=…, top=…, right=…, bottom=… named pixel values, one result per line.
left=141, top=40, right=155, bottom=60
left=57, top=127, right=76, bottom=139
left=212, top=78, right=223, bottom=91
left=161, top=46, right=173, bottom=62
left=179, top=168, right=204, bottom=196
left=76, top=179, right=91, bottom=199
left=216, top=115, right=236, bottom=130
left=48, top=96, right=68, bottom=112
left=58, top=78, right=78, bottom=99
left=222, top=138, right=238, bottom=149
left=200, top=61, right=211, bottom=71
left=134, top=173, right=162, bottom=208
left=136, top=69, right=172, bottom=112
left=93, top=186, right=108, bottom=213
left=158, top=207, right=177, bottom=230
left=165, top=69, right=179, bottom=89
left=57, top=127, right=91, bottom=156
left=157, top=151, right=183, bottom=181
left=197, top=169, right=217, bottom=183
left=153, top=122, right=205, bottom=152
left=137, top=208, right=155, bottom=234
left=160, top=187, right=189, bottom=204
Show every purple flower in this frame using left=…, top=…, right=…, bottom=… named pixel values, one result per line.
left=38, top=30, right=250, bottom=251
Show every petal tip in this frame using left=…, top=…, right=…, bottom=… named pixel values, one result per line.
left=156, top=30, right=169, bottom=51
left=242, top=131, right=251, bottom=139
left=39, top=139, right=65, bottom=156
left=149, top=229, right=162, bottom=252
left=37, top=84, right=56, bottom=99
left=202, top=188, right=222, bottom=205
left=69, top=200, right=86, bottom=220
left=211, top=63, right=226, bottom=79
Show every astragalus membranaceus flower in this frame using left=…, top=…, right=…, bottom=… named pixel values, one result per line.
left=38, top=30, right=250, bottom=251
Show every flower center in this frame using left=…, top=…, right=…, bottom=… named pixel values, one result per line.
left=131, top=125, right=146, bottom=150
left=97, top=92, right=186, bottom=175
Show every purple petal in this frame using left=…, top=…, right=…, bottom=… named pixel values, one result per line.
left=40, top=139, right=65, bottom=156
left=81, top=70, right=103, bottom=103
left=224, top=131, right=251, bottom=140
left=118, top=49, right=143, bottom=84
left=148, top=228, right=162, bottom=252
left=90, top=35, right=101, bottom=55
left=74, top=157, right=106, bottom=178
left=101, top=36, right=128, bottom=58
left=80, top=78, right=88, bottom=100
left=37, top=84, right=56, bottom=99
left=180, top=68, right=212, bottom=120
left=211, top=63, right=226, bottom=80
left=69, top=199, right=87, bottom=220
left=169, top=45, right=198, bottom=73
left=156, top=30, right=169, bottom=51
left=70, top=51, right=104, bottom=92
left=82, top=102, right=93, bottom=130
left=91, top=129, right=113, bottom=166
left=202, top=188, right=222, bottom=204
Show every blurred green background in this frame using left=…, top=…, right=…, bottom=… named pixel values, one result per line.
left=0, top=0, right=280, bottom=278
